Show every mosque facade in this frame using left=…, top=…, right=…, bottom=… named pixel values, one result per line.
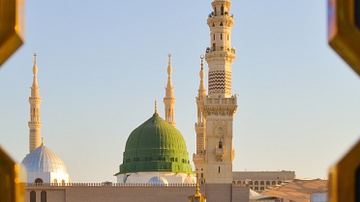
left=22, top=0, right=294, bottom=201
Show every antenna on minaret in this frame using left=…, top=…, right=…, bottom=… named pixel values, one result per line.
left=163, top=53, right=176, bottom=127
left=28, top=53, right=42, bottom=152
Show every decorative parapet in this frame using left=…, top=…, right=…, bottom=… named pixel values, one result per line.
left=26, top=183, right=196, bottom=187
left=202, top=96, right=237, bottom=116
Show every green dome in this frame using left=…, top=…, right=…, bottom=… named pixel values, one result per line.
left=117, top=113, right=193, bottom=174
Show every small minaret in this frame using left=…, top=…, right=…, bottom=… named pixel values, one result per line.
left=163, top=53, right=176, bottom=127
left=28, top=53, right=42, bottom=152
left=193, top=56, right=207, bottom=183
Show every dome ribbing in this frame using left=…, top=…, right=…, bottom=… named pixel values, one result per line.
left=118, top=114, right=192, bottom=174
left=21, top=144, right=68, bottom=174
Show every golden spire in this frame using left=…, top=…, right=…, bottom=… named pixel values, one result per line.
left=32, top=53, right=39, bottom=89
left=198, top=55, right=206, bottom=98
left=166, top=53, right=173, bottom=94
left=153, top=101, right=159, bottom=117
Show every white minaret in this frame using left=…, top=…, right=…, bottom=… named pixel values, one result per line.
left=202, top=0, right=237, bottom=184
left=28, top=53, right=42, bottom=152
left=193, top=56, right=207, bottom=183
left=163, top=53, right=176, bottom=127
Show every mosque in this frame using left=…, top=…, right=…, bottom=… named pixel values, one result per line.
left=21, top=0, right=295, bottom=201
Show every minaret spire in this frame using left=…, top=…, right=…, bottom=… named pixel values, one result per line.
left=198, top=55, right=206, bottom=100
left=163, top=53, right=176, bottom=127
left=28, top=53, right=42, bottom=152
left=193, top=55, right=208, bottom=183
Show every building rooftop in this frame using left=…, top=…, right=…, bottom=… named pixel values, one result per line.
left=261, top=178, right=327, bottom=202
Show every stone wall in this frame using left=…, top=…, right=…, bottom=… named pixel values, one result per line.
left=26, top=183, right=249, bottom=202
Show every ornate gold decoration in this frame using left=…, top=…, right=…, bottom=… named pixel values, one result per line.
left=0, top=0, right=25, bottom=66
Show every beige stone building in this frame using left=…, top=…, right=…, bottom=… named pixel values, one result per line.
left=233, top=170, right=296, bottom=192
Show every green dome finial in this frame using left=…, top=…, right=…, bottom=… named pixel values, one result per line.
left=153, top=100, right=159, bottom=117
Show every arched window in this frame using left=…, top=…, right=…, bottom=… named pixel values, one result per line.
left=62, top=180, right=66, bottom=186
left=30, top=191, right=36, bottom=202
left=221, top=5, right=224, bottom=15
left=35, top=178, right=43, bottom=184
left=260, top=181, right=264, bottom=185
left=249, top=181, right=253, bottom=185
left=237, top=181, right=241, bottom=185
left=41, top=191, right=47, bottom=202
left=272, top=181, right=276, bottom=185
left=278, top=181, right=282, bottom=185
left=266, top=181, right=270, bottom=185
left=54, top=179, right=57, bottom=184
left=218, top=140, right=223, bottom=149
left=254, top=181, right=259, bottom=185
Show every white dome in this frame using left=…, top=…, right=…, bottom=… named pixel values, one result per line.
left=148, top=176, right=168, bottom=185
left=21, top=144, right=68, bottom=174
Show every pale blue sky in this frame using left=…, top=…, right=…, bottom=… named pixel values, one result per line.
left=1, top=0, right=360, bottom=183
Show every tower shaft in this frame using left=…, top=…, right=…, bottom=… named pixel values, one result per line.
left=202, top=0, right=237, bottom=184
left=28, top=53, right=42, bottom=152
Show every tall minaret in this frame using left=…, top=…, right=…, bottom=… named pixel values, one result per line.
left=193, top=56, right=207, bottom=183
left=202, top=0, right=238, bottom=184
left=28, top=53, right=42, bottom=152
left=163, top=53, right=176, bottom=127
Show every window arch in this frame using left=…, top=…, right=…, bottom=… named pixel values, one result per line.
left=266, top=181, right=270, bottom=185
left=272, top=181, right=276, bottom=185
left=254, top=181, right=259, bottom=185
left=35, top=178, right=43, bottom=184
left=30, top=191, right=36, bottom=202
left=41, top=191, right=47, bottom=202
left=54, top=179, right=58, bottom=184
left=260, top=181, right=264, bottom=185
left=278, top=181, right=282, bottom=185
left=249, top=181, right=253, bottom=185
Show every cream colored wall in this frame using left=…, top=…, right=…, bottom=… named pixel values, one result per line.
left=25, top=184, right=250, bottom=202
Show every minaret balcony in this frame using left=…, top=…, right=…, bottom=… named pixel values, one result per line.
left=207, top=15, right=234, bottom=27
left=28, top=121, right=42, bottom=127
left=208, top=11, right=234, bottom=18
left=203, top=96, right=237, bottom=105
left=206, top=47, right=235, bottom=53
left=193, top=153, right=205, bottom=164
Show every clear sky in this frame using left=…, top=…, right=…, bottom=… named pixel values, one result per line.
left=1, top=0, right=360, bottom=183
